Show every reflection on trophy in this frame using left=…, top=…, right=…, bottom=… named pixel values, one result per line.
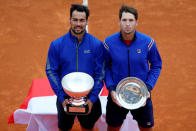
left=61, top=72, right=94, bottom=115
left=115, top=77, right=149, bottom=110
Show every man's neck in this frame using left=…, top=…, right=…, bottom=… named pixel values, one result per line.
left=122, top=31, right=135, bottom=41
left=71, top=30, right=85, bottom=43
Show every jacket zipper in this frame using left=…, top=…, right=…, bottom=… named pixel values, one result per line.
left=75, top=39, right=79, bottom=72
left=127, top=47, right=131, bottom=77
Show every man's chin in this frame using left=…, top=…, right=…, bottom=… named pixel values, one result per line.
left=72, top=30, right=84, bottom=35
left=124, top=32, right=132, bottom=35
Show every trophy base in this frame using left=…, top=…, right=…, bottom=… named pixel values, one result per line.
left=65, top=104, right=89, bottom=115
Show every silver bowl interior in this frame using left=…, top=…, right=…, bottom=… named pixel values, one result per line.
left=61, top=72, right=94, bottom=93
left=116, top=77, right=148, bottom=110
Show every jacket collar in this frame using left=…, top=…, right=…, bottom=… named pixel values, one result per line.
left=119, top=30, right=137, bottom=41
left=68, top=29, right=87, bottom=43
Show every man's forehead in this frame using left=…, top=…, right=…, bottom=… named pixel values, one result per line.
left=72, top=10, right=86, bottom=19
left=121, top=12, right=135, bottom=19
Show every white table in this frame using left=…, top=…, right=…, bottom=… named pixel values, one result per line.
left=9, top=79, right=139, bottom=131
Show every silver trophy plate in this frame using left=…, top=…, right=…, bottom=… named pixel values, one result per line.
left=115, top=77, right=148, bottom=110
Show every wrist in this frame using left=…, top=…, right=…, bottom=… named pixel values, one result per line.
left=146, top=84, right=152, bottom=92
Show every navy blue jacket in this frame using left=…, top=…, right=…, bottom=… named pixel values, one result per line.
left=103, top=31, right=162, bottom=92
left=46, top=30, right=105, bottom=104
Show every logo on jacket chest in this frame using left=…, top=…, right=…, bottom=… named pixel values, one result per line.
left=84, top=49, right=91, bottom=54
left=136, top=49, right=141, bottom=53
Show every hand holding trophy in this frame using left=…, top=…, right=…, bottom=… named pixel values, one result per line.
left=115, top=77, right=149, bottom=110
left=61, top=72, right=94, bottom=115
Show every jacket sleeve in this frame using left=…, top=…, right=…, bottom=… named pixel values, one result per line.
left=45, top=42, right=68, bottom=104
left=103, top=41, right=116, bottom=91
left=146, top=40, right=162, bottom=91
left=88, top=41, right=105, bottom=103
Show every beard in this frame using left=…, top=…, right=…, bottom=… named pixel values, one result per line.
left=71, top=26, right=85, bottom=35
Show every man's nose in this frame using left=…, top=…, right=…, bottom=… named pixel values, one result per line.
left=125, top=21, right=130, bottom=25
left=76, top=20, right=82, bottom=25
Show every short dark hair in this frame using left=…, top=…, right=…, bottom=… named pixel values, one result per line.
left=119, top=5, right=138, bottom=20
left=70, top=4, right=90, bottom=20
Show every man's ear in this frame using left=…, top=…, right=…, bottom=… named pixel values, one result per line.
left=118, top=20, right=121, bottom=26
left=136, top=20, right=138, bottom=26
left=86, top=20, right=88, bottom=25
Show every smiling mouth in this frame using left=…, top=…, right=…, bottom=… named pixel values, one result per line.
left=72, top=28, right=84, bottom=34
left=75, top=26, right=82, bottom=29
left=75, top=27, right=83, bottom=31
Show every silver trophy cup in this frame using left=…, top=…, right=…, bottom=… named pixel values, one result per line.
left=61, top=72, right=94, bottom=115
left=115, top=77, right=149, bottom=110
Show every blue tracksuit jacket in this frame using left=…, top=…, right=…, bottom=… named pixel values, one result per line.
left=103, top=31, right=162, bottom=92
left=46, top=30, right=105, bottom=104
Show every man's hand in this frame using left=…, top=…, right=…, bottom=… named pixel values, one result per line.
left=62, top=99, right=69, bottom=112
left=111, top=91, right=122, bottom=107
left=84, top=99, right=93, bottom=114
left=142, top=91, right=150, bottom=107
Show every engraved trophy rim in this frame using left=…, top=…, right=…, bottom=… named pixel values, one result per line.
left=115, top=77, right=148, bottom=110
